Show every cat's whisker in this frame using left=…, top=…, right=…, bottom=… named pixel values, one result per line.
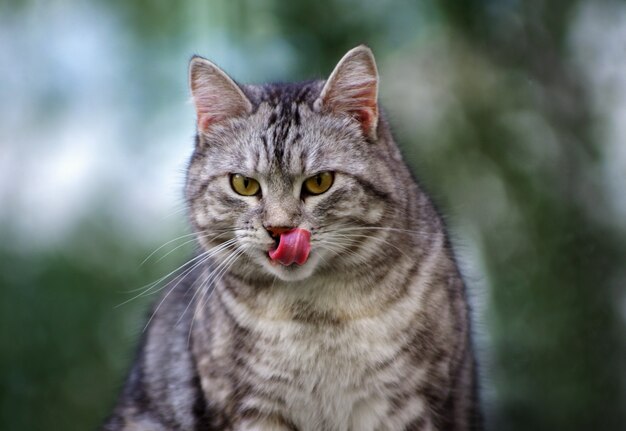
left=159, top=205, right=188, bottom=221
left=186, top=246, right=248, bottom=346
left=315, top=237, right=382, bottom=265
left=315, top=225, right=416, bottom=262
left=315, top=224, right=433, bottom=239
left=314, top=240, right=356, bottom=261
left=135, top=237, right=237, bottom=293
left=141, top=242, right=241, bottom=333
left=316, top=235, right=369, bottom=251
left=314, top=249, right=332, bottom=267
left=137, top=229, right=236, bottom=268
left=151, top=236, right=203, bottom=264
left=139, top=231, right=199, bottom=267
left=119, top=253, right=211, bottom=310
left=314, top=245, right=347, bottom=267
left=153, top=230, right=237, bottom=264
left=176, top=244, right=245, bottom=328
left=142, top=239, right=239, bottom=297
left=331, top=232, right=411, bottom=260
left=326, top=225, right=433, bottom=237
left=117, top=238, right=239, bottom=305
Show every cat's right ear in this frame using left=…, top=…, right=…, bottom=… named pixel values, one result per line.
left=314, top=45, right=379, bottom=140
left=189, top=56, right=253, bottom=133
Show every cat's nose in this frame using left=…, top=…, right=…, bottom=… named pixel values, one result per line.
left=265, top=226, right=294, bottom=238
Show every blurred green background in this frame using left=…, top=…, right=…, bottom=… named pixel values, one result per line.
left=1, top=0, right=625, bottom=430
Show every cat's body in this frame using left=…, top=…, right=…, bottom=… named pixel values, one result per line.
left=103, top=46, right=481, bottom=431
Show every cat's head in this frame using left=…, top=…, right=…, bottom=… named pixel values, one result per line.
left=185, top=46, right=406, bottom=282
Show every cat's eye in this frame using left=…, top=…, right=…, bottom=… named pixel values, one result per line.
left=303, top=172, right=334, bottom=196
left=231, top=174, right=261, bottom=196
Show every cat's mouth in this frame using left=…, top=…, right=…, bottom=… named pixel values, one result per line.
left=271, top=234, right=280, bottom=250
left=268, top=228, right=311, bottom=266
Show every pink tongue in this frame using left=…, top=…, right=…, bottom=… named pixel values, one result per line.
left=268, top=228, right=311, bottom=266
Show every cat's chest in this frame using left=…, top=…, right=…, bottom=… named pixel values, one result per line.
left=257, top=319, right=396, bottom=384
left=242, top=318, right=423, bottom=430
left=198, top=271, right=436, bottom=430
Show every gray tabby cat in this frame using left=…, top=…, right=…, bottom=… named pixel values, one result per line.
left=103, top=46, right=481, bottom=431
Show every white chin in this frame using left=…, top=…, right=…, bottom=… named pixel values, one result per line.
left=263, top=253, right=320, bottom=282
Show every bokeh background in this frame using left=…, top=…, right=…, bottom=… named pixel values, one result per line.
left=1, top=0, right=625, bottom=430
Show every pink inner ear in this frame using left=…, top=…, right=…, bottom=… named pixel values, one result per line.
left=323, top=75, right=378, bottom=137
left=345, top=84, right=378, bottom=136
left=191, top=64, right=252, bottom=133
left=355, top=108, right=375, bottom=135
left=194, top=90, right=227, bottom=132
left=198, top=113, right=219, bottom=132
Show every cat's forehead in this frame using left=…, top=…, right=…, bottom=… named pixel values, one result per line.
left=213, top=82, right=363, bottom=176
left=242, top=80, right=324, bottom=107
left=198, top=80, right=368, bottom=180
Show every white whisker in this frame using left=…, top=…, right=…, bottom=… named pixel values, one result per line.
left=186, top=246, right=248, bottom=346
left=332, top=232, right=411, bottom=259
left=138, top=229, right=237, bottom=268
left=323, top=225, right=432, bottom=237
left=176, top=244, right=244, bottom=327
left=141, top=242, right=240, bottom=333
left=153, top=230, right=236, bottom=264
left=118, top=238, right=238, bottom=303
left=139, top=232, right=198, bottom=267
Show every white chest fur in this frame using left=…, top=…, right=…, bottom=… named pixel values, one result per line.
left=217, top=280, right=436, bottom=431
left=254, top=321, right=427, bottom=431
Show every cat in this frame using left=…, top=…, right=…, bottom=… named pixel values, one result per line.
left=102, top=45, right=481, bottom=431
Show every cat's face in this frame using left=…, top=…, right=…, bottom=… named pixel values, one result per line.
left=186, top=47, right=397, bottom=282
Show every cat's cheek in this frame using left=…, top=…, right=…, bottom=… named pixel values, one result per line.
left=192, top=206, right=211, bottom=229
left=362, top=200, right=385, bottom=224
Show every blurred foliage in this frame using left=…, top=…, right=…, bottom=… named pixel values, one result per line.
left=1, top=0, right=625, bottom=430
left=0, top=225, right=191, bottom=430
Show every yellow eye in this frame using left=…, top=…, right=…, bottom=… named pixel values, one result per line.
left=303, top=172, right=334, bottom=195
left=231, top=174, right=260, bottom=196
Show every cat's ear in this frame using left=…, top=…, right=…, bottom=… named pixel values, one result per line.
left=315, top=45, right=379, bottom=139
left=189, top=56, right=253, bottom=133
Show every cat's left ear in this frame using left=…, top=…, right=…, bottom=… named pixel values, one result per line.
left=189, top=56, right=253, bottom=133
left=315, top=45, right=379, bottom=139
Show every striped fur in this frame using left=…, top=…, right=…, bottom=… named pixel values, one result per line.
left=103, top=46, right=481, bottom=431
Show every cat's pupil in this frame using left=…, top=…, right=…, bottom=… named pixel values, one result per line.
left=316, top=176, right=322, bottom=186
left=243, top=177, right=249, bottom=189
